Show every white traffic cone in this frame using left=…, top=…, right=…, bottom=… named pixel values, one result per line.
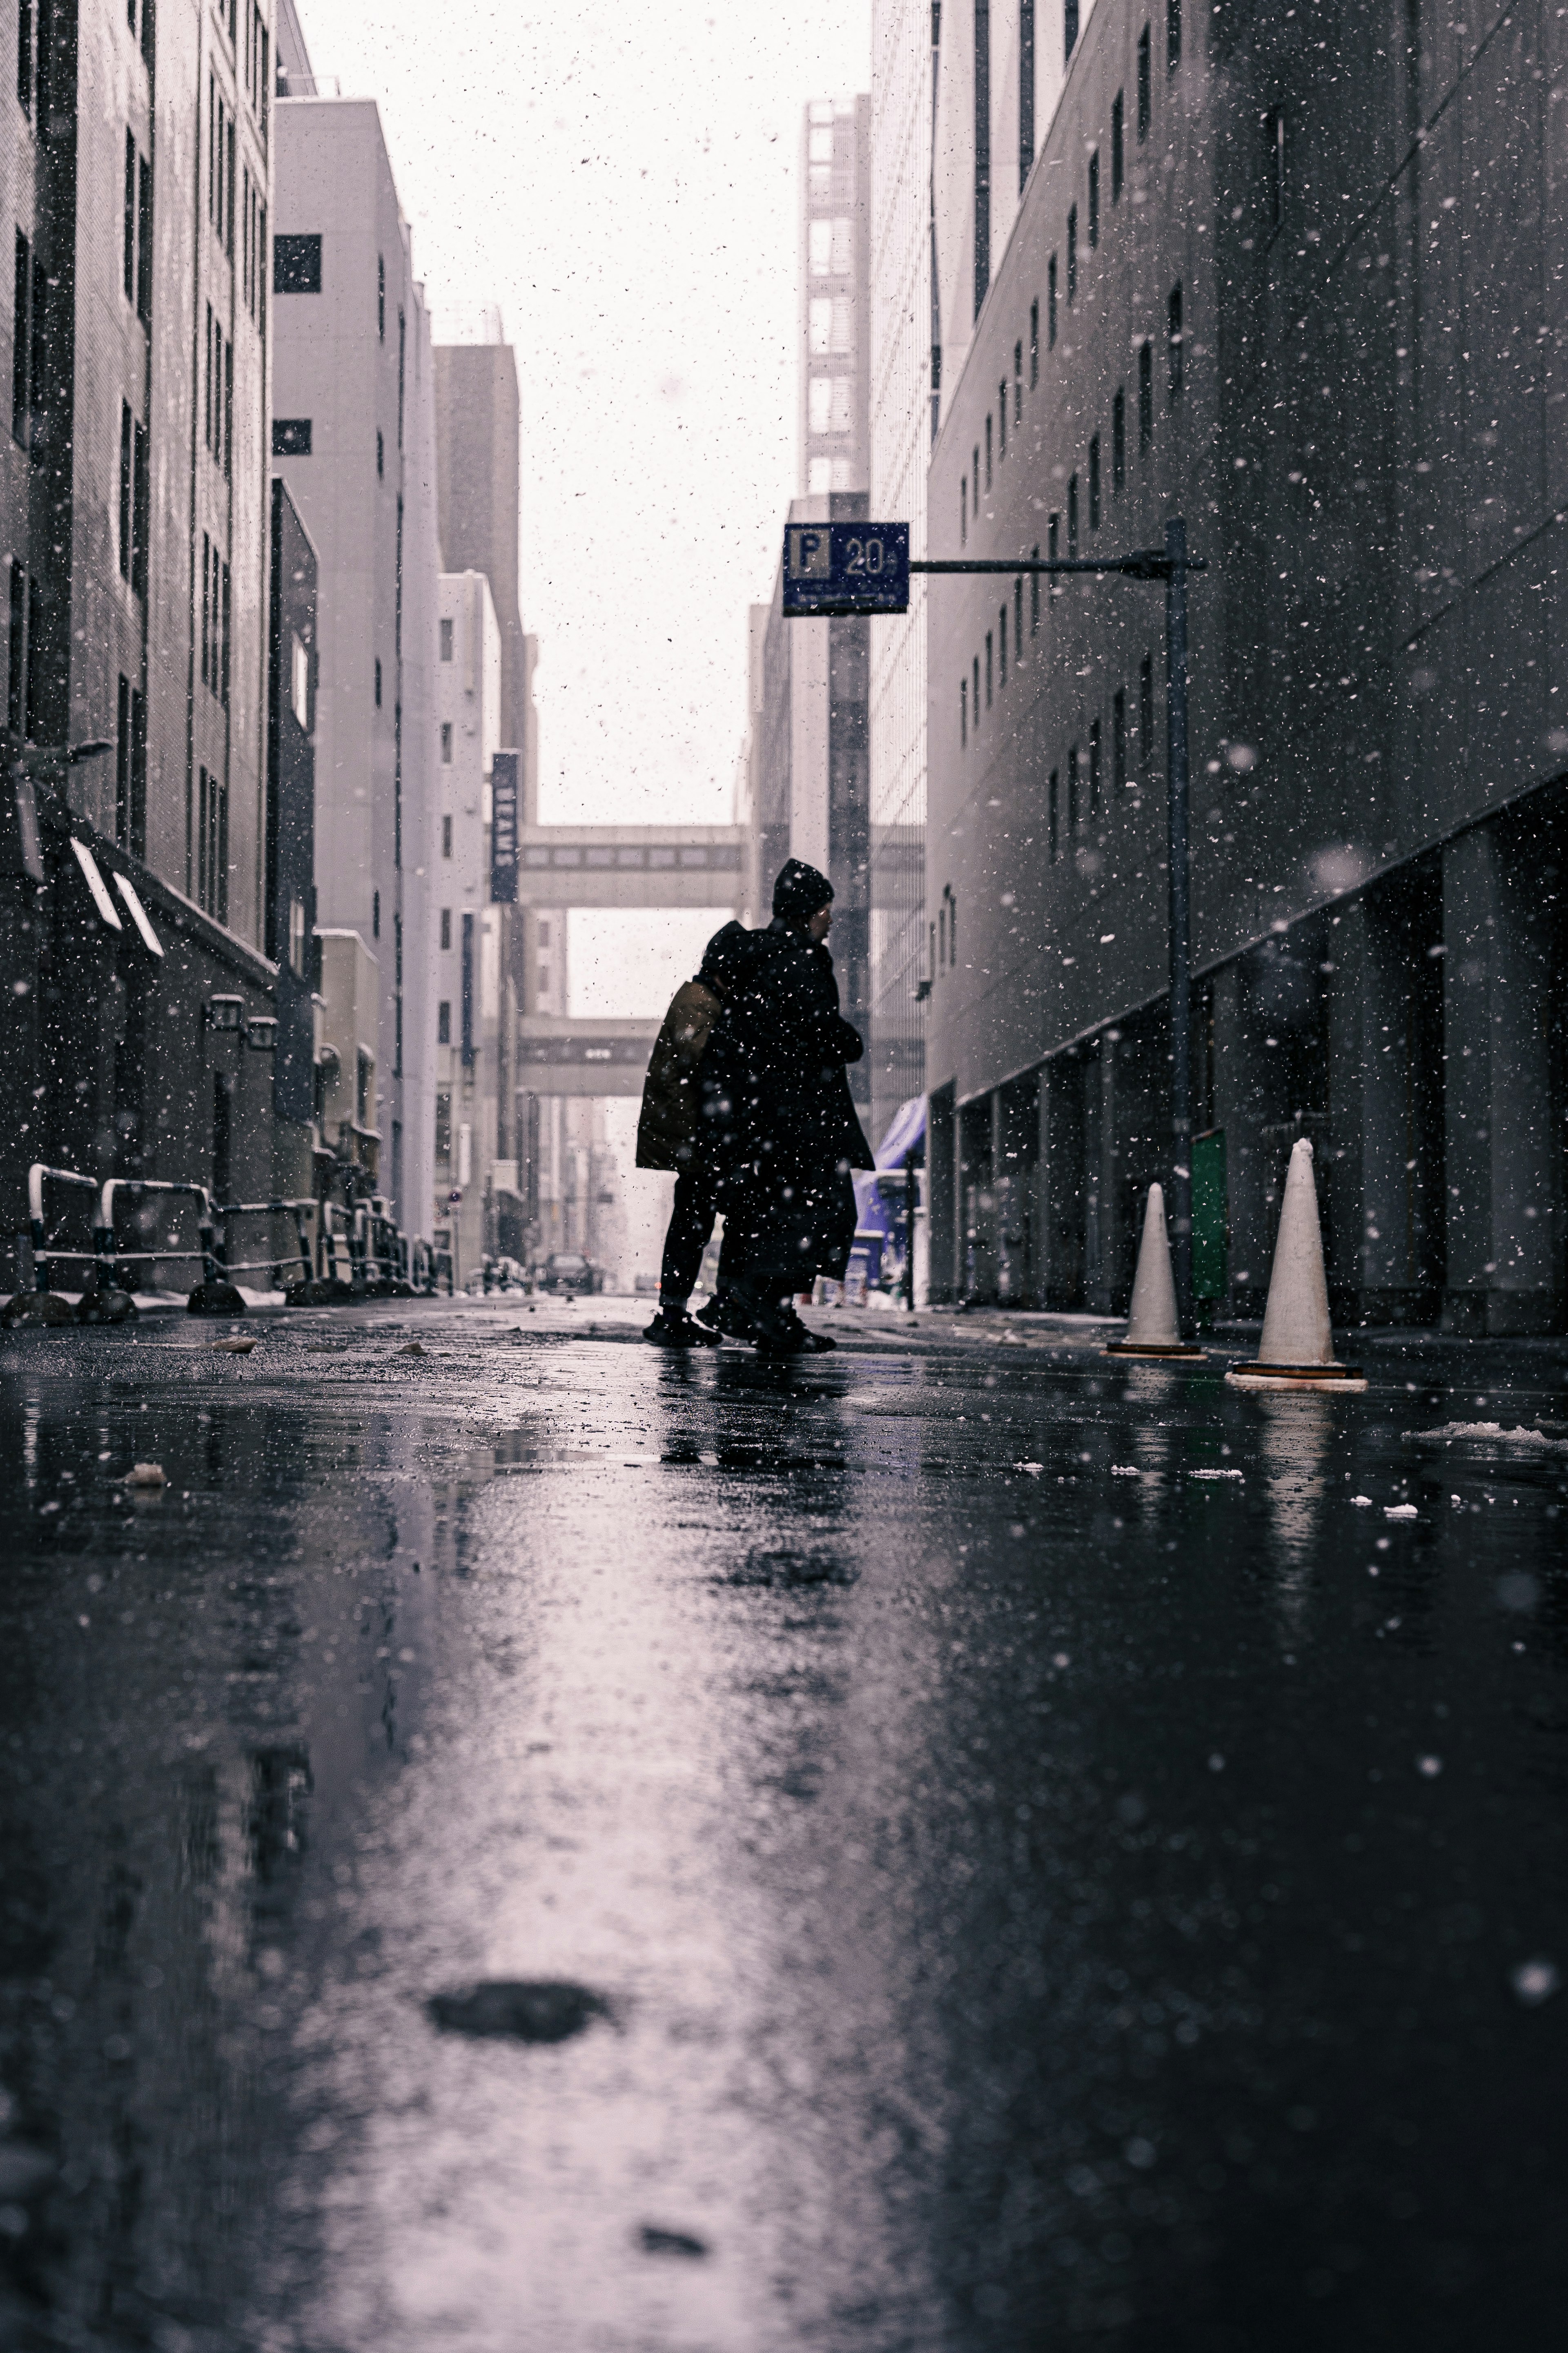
left=1226, top=1138, right=1365, bottom=1390
left=1105, top=1183, right=1205, bottom=1359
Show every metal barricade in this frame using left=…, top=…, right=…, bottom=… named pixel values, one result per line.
left=95, top=1179, right=218, bottom=1294
left=18, top=1164, right=100, bottom=1292
left=214, top=1199, right=315, bottom=1292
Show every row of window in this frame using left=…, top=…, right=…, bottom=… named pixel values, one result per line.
left=200, top=532, right=231, bottom=708
left=963, top=283, right=1183, bottom=546
left=961, top=0, right=1189, bottom=539
left=1046, top=666, right=1158, bottom=858
left=239, top=164, right=267, bottom=326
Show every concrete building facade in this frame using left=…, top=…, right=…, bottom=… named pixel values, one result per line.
left=924, top=0, right=1568, bottom=1336
left=429, top=567, right=502, bottom=1283
left=801, top=95, right=872, bottom=497
left=270, top=86, right=440, bottom=1237
left=868, top=0, right=935, bottom=1147
left=755, top=493, right=873, bottom=1120
left=0, top=0, right=314, bottom=1291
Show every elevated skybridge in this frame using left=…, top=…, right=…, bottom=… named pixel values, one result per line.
left=517, top=1016, right=662, bottom=1099
left=518, top=825, right=746, bottom=909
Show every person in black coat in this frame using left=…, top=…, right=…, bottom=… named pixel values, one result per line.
left=700, top=859, right=873, bottom=1353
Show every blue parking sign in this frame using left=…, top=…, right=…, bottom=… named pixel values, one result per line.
left=782, top=521, right=909, bottom=617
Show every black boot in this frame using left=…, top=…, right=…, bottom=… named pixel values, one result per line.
left=642, top=1303, right=720, bottom=1347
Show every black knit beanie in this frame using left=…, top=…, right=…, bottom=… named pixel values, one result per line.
left=772, top=859, right=834, bottom=927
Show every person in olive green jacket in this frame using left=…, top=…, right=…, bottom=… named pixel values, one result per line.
left=635, top=920, right=748, bottom=1345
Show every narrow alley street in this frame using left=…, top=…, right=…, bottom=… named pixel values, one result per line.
left=0, top=1306, right=1564, bottom=2350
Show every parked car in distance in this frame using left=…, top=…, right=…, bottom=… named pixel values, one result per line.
left=539, top=1252, right=602, bottom=1294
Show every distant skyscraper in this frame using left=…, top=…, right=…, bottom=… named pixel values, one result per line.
left=800, top=97, right=871, bottom=496
left=272, top=88, right=442, bottom=1236
left=868, top=2, right=935, bottom=1147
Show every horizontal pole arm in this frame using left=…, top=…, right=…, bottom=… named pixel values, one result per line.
left=909, top=553, right=1207, bottom=578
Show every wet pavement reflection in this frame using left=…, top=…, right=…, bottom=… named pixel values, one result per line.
left=0, top=1306, right=1565, bottom=2349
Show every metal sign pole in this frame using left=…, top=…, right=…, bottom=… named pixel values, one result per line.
left=786, top=521, right=1205, bottom=1332
left=1163, top=520, right=1194, bottom=1337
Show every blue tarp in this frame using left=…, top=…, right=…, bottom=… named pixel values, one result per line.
left=852, top=1095, right=927, bottom=1240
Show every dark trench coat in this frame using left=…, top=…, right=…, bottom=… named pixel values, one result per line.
left=699, top=919, right=873, bottom=1288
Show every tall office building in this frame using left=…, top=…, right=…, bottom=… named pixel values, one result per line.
left=271, top=78, right=441, bottom=1236
left=800, top=96, right=872, bottom=495
left=867, top=2, right=935, bottom=1149
left=0, top=0, right=312, bottom=1279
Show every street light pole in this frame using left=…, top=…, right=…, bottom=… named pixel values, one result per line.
left=1163, top=519, right=1194, bottom=1336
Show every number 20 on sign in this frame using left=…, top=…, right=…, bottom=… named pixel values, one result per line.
left=782, top=521, right=910, bottom=618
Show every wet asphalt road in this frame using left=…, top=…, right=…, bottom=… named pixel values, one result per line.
left=1, top=1303, right=1566, bottom=2352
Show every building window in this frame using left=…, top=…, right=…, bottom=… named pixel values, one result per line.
left=372, top=888, right=381, bottom=940
left=124, top=129, right=137, bottom=302
left=1089, top=433, right=1100, bottom=529
left=373, top=656, right=382, bottom=708
left=1088, top=151, right=1099, bottom=248
left=441, top=722, right=453, bottom=764
left=440, top=907, right=452, bottom=951
left=1030, top=544, right=1040, bottom=635
left=998, top=603, right=1007, bottom=686
left=1067, top=207, right=1077, bottom=301
left=7, top=561, right=23, bottom=734
left=437, top=1000, right=450, bottom=1045
left=378, top=252, right=385, bottom=339
left=985, top=413, right=993, bottom=488
left=435, top=1091, right=451, bottom=1161
left=1168, top=0, right=1182, bottom=72
left=116, top=674, right=131, bottom=846
left=961, top=476, right=967, bottom=546
left=1112, top=387, right=1125, bottom=491
left=1169, top=282, right=1184, bottom=400
left=119, top=402, right=133, bottom=580
left=538, top=920, right=551, bottom=948
left=1047, top=256, right=1058, bottom=347
left=1065, top=0, right=1079, bottom=59
left=960, top=677, right=967, bottom=747
left=985, top=631, right=993, bottom=708
left=1067, top=475, right=1078, bottom=558
left=274, top=233, right=321, bottom=292
left=1068, top=743, right=1080, bottom=838
left=1141, top=651, right=1155, bottom=769
left=376, top=428, right=384, bottom=478
left=1138, top=24, right=1151, bottom=137
left=1049, top=768, right=1059, bottom=861
left=11, top=232, right=29, bottom=444
left=1020, top=0, right=1035, bottom=191
left=1265, top=107, right=1286, bottom=231
left=272, top=417, right=311, bottom=456
left=1112, top=93, right=1124, bottom=199
left=1048, top=512, right=1060, bottom=597
left=808, top=218, right=853, bottom=275
left=442, top=813, right=453, bottom=858
left=1089, top=717, right=1102, bottom=819
left=537, top=965, right=550, bottom=995
left=291, top=633, right=309, bottom=729
left=1114, top=689, right=1127, bottom=789
left=1138, top=340, right=1153, bottom=450
left=1013, top=343, right=1023, bottom=422
left=131, top=418, right=148, bottom=600
left=973, top=444, right=981, bottom=511
left=998, top=381, right=1007, bottom=459
left=1030, top=297, right=1039, bottom=386
left=17, top=0, right=31, bottom=109
left=440, top=616, right=454, bottom=660
left=1014, top=575, right=1024, bottom=665
left=973, top=655, right=980, bottom=729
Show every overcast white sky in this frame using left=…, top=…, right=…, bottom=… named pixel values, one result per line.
left=300, top=0, right=872, bottom=840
